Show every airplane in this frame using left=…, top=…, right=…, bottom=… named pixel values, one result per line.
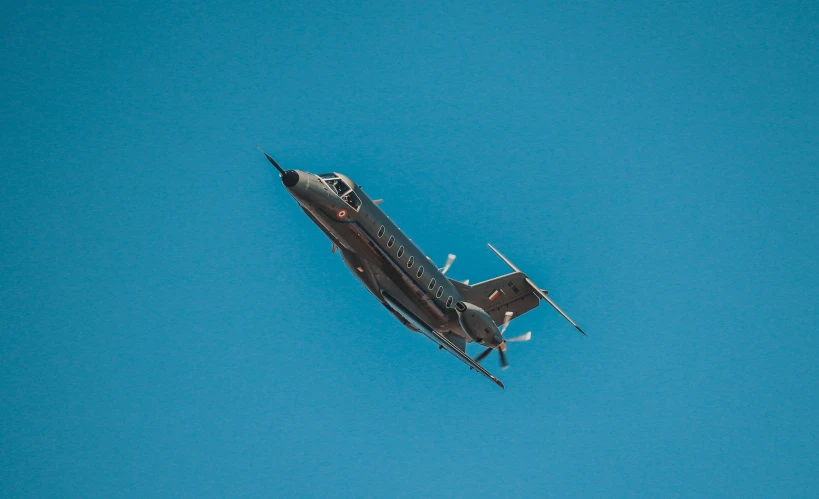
left=260, top=147, right=585, bottom=388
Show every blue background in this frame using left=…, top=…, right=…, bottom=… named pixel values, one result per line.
left=2, top=1, right=817, bottom=497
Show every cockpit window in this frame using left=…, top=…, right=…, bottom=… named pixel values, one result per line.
left=326, top=179, right=349, bottom=196
left=318, top=173, right=338, bottom=179
left=341, top=190, right=361, bottom=210
left=323, top=177, right=361, bottom=211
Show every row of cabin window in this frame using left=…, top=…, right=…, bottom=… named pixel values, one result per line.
left=377, top=224, right=454, bottom=308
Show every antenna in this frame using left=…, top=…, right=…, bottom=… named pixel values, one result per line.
left=257, top=145, right=285, bottom=175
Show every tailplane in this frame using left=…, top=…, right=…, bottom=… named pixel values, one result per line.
left=486, top=244, right=586, bottom=335
left=447, top=244, right=586, bottom=336
left=448, top=271, right=540, bottom=327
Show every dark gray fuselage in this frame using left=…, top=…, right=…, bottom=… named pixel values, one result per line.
left=283, top=170, right=471, bottom=341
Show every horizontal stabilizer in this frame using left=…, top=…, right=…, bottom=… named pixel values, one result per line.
left=450, top=272, right=541, bottom=326
left=488, top=244, right=586, bottom=336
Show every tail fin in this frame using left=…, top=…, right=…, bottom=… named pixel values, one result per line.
left=447, top=272, right=541, bottom=327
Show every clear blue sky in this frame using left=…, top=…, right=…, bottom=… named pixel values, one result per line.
left=2, top=0, right=817, bottom=497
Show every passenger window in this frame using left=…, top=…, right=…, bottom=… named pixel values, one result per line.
left=446, top=297, right=453, bottom=307
left=407, top=256, right=414, bottom=268
left=397, top=246, right=404, bottom=258
left=428, top=278, right=436, bottom=290
left=377, top=226, right=385, bottom=238
left=388, top=236, right=395, bottom=248
left=436, top=286, right=444, bottom=298
left=416, top=266, right=424, bottom=278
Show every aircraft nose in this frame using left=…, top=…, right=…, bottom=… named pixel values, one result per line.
left=281, top=170, right=300, bottom=188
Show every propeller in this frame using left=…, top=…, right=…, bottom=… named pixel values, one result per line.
left=440, top=254, right=456, bottom=274
left=474, top=347, right=493, bottom=363
left=474, top=311, right=532, bottom=370
left=500, top=310, right=513, bottom=334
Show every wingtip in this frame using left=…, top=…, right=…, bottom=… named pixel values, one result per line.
left=577, top=325, right=587, bottom=336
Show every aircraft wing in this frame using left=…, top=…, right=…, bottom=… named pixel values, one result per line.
left=381, top=291, right=504, bottom=389
left=441, top=331, right=466, bottom=353
left=420, top=327, right=504, bottom=389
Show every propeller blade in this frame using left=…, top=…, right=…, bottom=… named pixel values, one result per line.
left=440, top=254, right=456, bottom=274
left=498, top=349, right=509, bottom=370
left=474, top=347, right=493, bottom=363
left=500, top=311, right=513, bottom=335
left=506, top=331, right=532, bottom=343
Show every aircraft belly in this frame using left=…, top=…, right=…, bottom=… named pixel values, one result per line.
left=299, top=205, right=349, bottom=250
left=371, top=263, right=450, bottom=329
left=337, top=248, right=381, bottom=298
left=368, top=269, right=439, bottom=327
left=299, top=200, right=455, bottom=335
left=324, top=214, right=449, bottom=330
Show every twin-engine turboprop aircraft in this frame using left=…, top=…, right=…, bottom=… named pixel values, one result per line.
left=260, top=148, right=585, bottom=388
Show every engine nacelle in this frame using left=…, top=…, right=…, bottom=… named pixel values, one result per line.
left=455, top=301, right=503, bottom=347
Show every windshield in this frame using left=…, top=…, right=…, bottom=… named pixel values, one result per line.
left=320, top=176, right=362, bottom=211
left=341, top=190, right=361, bottom=210
left=325, top=178, right=348, bottom=196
